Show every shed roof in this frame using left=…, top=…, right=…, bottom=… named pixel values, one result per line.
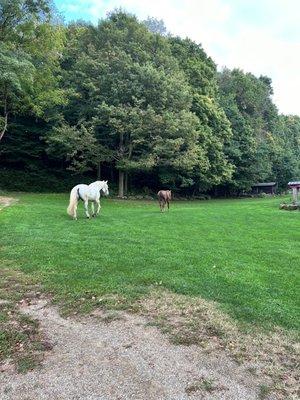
left=288, top=181, right=300, bottom=186
left=252, top=182, right=277, bottom=187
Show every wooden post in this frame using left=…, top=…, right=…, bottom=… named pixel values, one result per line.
left=292, top=187, right=297, bottom=203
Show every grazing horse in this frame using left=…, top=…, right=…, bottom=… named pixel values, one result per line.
left=157, top=190, right=171, bottom=212
left=67, top=180, right=109, bottom=220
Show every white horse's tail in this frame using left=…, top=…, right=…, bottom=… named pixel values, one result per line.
left=67, top=187, right=78, bottom=217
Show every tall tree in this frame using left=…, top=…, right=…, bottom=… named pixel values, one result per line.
left=0, top=44, right=34, bottom=140
left=54, top=12, right=217, bottom=195
left=218, top=68, right=279, bottom=193
left=270, top=115, right=300, bottom=188
left=169, top=37, right=233, bottom=191
left=0, top=0, right=65, bottom=141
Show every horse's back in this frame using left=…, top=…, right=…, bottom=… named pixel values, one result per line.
left=157, top=190, right=164, bottom=200
left=71, top=183, right=87, bottom=189
left=71, top=184, right=89, bottom=199
left=158, top=190, right=171, bottom=200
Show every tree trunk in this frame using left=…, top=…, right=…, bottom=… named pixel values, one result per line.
left=97, top=162, right=101, bottom=180
left=124, top=172, right=128, bottom=195
left=118, top=131, right=125, bottom=197
left=118, top=170, right=124, bottom=197
left=0, top=112, right=8, bottom=141
left=0, top=91, right=8, bottom=141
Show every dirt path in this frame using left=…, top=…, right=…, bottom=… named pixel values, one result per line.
left=0, top=299, right=268, bottom=400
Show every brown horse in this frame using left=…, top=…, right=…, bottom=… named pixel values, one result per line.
left=157, top=190, right=171, bottom=212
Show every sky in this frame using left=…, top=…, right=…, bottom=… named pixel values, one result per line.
left=54, top=0, right=300, bottom=116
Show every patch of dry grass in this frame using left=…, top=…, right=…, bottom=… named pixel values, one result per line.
left=137, top=289, right=299, bottom=399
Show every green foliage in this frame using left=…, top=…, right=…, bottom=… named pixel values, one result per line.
left=0, top=168, right=86, bottom=192
left=27, top=22, right=67, bottom=119
left=0, top=0, right=51, bottom=43
left=169, top=36, right=217, bottom=97
left=271, top=115, right=300, bottom=188
left=0, top=0, right=65, bottom=141
left=143, top=17, right=168, bottom=36
left=1, top=7, right=299, bottom=195
left=217, top=68, right=298, bottom=194
left=0, top=44, right=34, bottom=96
left=46, top=122, right=102, bottom=173
left=191, top=94, right=233, bottom=189
left=0, top=43, right=35, bottom=139
left=50, top=11, right=234, bottom=195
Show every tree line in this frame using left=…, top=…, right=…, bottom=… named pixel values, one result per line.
left=1, top=1, right=299, bottom=196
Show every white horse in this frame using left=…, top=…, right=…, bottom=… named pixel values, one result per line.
left=67, top=180, right=109, bottom=220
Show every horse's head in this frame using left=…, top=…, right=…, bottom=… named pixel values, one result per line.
left=100, top=180, right=109, bottom=196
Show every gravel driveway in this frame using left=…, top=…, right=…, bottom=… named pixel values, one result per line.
left=0, top=299, right=265, bottom=400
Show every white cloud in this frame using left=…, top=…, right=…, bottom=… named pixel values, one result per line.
left=80, top=0, right=300, bottom=115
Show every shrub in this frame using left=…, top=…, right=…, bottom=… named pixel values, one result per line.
left=0, top=169, right=88, bottom=192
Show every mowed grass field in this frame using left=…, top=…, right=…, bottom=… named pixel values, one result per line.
left=0, top=193, right=299, bottom=331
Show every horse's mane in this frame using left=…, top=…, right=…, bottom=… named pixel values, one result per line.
left=89, top=180, right=107, bottom=187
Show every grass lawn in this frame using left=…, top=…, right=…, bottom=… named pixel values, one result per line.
left=0, top=193, right=299, bottom=331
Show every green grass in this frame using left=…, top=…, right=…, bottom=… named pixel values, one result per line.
left=0, top=193, right=299, bottom=330
left=258, top=384, right=272, bottom=400
left=185, top=377, right=217, bottom=394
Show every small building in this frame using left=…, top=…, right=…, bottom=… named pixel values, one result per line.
left=288, top=181, right=300, bottom=203
left=251, top=182, right=277, bottom=195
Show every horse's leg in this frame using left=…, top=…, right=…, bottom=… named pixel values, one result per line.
left=159, top=200, right=163, bottom=212
left=167, top=199, right=169, bottom=211
left=96, top=199, right=101, bottom=216
left=91, top=202, right=95, bottom=217
left=84, top=199, right=90, bottom=219
left=74, top=203, right=78, bottom=220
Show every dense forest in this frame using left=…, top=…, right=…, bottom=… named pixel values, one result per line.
left=1, top=0, right=299, bottom=196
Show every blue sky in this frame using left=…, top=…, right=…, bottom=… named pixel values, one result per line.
left=54, top=0, right=300, bottom=115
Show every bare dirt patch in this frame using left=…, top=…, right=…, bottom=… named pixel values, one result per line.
left=0, top=197, right=17, bottom=210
